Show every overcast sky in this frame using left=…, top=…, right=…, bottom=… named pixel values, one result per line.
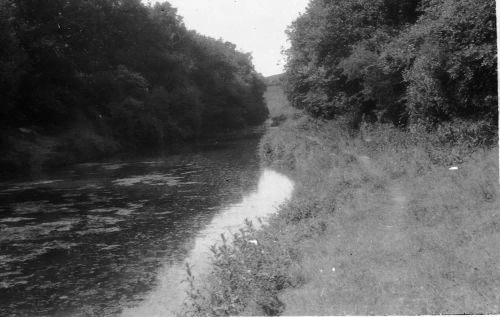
left=166, top=0, right=310, bottom=76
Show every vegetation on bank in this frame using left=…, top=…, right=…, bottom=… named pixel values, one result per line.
left=185, top=113, right=499, bottom=315
left=184, top=1, right=498, bottom=312
left=285, top=0, right=497, bottom=129
left=0, top=0, right=268, bottom=176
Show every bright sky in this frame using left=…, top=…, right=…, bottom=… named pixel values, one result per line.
left=166, top=0, right=310, bottom=76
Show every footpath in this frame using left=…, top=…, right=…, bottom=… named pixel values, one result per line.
left=279, top=131, right=499, bottom=315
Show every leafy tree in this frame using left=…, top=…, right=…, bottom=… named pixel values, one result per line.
left=284, top=0, right=496, bottom=129
left=398, top=0, right=497, bottom=124
left=0, top=0, right=268, bottom=157
left=0, top=0, right=26, bottom=126
left=285, top=0, right=422, bottom=125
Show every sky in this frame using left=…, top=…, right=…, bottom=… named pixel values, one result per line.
left=166, top=0, right=310, bottom=76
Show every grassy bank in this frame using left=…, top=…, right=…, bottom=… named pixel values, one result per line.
left=185, top=111, right=499, bottom=315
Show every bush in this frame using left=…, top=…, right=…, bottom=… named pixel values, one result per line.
left=284, top=0, right=497, bottom=129
left=184, top=221, right=299, bottom=316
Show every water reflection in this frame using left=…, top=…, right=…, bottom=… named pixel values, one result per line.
left=0, top=136, right=294, bottom=316
left=122, top=169, right=294, bottom=316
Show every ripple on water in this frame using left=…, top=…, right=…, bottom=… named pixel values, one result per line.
left=28, top=180, right=63, bottom=186
left=153, top=211, right=172, bottom=215
left=87, top=215, right=123, bottom=226
left=139, top=160, right=164, bottom=165
left=0, top=240, right=80, bottom=284
left=73, top=215, right=124, bottom=235
left=10, top=201, right=79, bottom=215
left=113, top=173, right=182, bottom=187
left=127, top=202, right=145, bottom=210
left=76, top=227, right=121, bottom=236
left=89, top=202, right=144, bottom=216
left=116, top=209, right=133, bottom=216
left=102, top=163, right=128, bottom=170
left=77, top=184, right=105, bottom=190
left=11, top=201, right=49, bottom=214
left=121, top=169, right=295, bottom=317
left=0, top=180, right=63, bottom=194
left=97, top=244, right=121, bottom=251
left=0, top=217, right=35, bottom=223
left=0, top=219, right=80, bottom=243
left=90, top=207, right=120, bottom=213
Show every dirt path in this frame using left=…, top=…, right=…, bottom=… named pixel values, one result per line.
left=358, top=155, right=408, bottom=251
left=333, top=155, right=427, bottom=314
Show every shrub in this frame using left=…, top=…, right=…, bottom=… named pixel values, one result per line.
left=184, top=221, right=299, bottom=316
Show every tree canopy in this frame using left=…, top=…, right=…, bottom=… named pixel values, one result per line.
left=284, top=0, right=497, bottom=129
left=0, top=0, right=268, bottom=150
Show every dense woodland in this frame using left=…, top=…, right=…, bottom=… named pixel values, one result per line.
left=285, top=0, right=497, bottom=136
left=0, top=0, right=268, bottom=174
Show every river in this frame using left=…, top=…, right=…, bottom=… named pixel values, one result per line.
left=0, top=132, right=294, bottom=316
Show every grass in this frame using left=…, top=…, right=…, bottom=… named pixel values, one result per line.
left=277, top=118, right=499, bottom=315
left=184, top=85, right=499, bottom=315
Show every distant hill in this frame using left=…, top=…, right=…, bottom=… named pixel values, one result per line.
left=264, top=74, right=284, bottom=86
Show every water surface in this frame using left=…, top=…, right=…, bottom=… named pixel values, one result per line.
left=0, top=136, right=293, bottom=316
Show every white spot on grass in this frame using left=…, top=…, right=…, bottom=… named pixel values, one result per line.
left=248, top=239, right=258, bottom=245
left=449, top=166, right=459, bottom=171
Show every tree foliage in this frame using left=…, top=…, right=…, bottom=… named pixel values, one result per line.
left=285, top=0, right=497, bottom=128
left=0, top=0, right=268, bottom=150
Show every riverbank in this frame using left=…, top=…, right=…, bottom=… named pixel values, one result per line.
left=0, top=123, right=268, bottom=180
left=0, top=130, right=274, bottom=316
left=186, top=113, right=499, bottom=315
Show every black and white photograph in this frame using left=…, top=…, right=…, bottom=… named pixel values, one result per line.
left=0, top=0, right=498, bottom=316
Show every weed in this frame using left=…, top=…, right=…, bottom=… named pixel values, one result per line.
left=185, top=114, right=499, bottom=315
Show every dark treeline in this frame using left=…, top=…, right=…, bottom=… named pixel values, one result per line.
left=0, top=0, right=268, bottom=174
left=285, top=0, right=497, bottom=134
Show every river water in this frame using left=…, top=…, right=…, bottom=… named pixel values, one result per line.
left=0, top=133, right=294, bottom=316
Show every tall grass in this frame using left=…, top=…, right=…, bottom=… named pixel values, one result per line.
left=184, top=114, right=500, bottom=315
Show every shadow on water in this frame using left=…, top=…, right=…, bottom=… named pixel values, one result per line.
left=0, top=133, right=293, bottom=316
